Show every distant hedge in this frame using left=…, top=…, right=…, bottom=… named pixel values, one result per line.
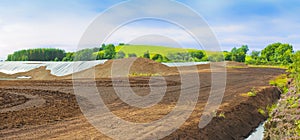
left=7, top=48, right=65, bottom=61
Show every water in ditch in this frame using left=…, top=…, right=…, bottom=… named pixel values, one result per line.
left=245, top=122, right=265, bottom=140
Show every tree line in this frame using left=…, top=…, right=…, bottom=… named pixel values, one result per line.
left=6, top=42, right=296, bottom=65
left=201, top=45, right=250, bottom=62
left=7, top=48, right=65, bottom=61
left=207, top=42, right=295, bottom=65
left=246, top=43, right=293, bottom=65
left=69, top=44, right=208, bottom=62
left=6, top=44, right=207, bottom=62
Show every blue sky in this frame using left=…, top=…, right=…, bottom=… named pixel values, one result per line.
left=0, top=0, right=299, bottom=59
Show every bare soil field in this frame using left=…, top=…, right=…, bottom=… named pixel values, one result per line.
left=0, top=59, right=285, bottom=140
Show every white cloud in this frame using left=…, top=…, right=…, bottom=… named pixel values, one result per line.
left=0, top=0, right=101, bottom=60
left=0, top=18, right=92, bottom=59
left=105, top=25, right=197, bottom=46
left=213, top=25, right=246, bottom=34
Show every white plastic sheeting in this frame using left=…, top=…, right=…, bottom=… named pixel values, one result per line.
left=0, top=60, right=107, bottom=76
left=0, top=61, right=209, bottom=76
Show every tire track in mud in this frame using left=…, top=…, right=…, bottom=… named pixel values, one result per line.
left=0, top=88, right=81, bottom=131
left=0, top=93, right=45, bottom=113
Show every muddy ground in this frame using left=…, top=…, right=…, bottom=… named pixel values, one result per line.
left=0, top=66, right=285, bottom=140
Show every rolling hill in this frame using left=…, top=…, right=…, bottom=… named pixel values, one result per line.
left=115, top=45, right=198, bottom=57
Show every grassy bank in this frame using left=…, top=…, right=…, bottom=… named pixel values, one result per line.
left=263, top=52, right=300, bottom=139
left=248, top=65, right=288, bottom=69
left=264, top=82, right=300, bottom=139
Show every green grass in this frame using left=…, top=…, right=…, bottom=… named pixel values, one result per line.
left=266, top=104, right=277, bottom=115
left=286, top=96, right=299, bottom=109
left=218, top=112, right=226, bottom=118
left=226, top=66, right=248, bottom=69
left=295, top=120, right=300, bottom=135
left=248, top=64, right=288, bottom=69
left=258, top=108, right=266, bottom=116
left=128, top=72, right=160, bottom=77
left=246, top=87, right=258, bottom=97
left=115, top=45, right=197, bottom=57
left=247, top=91, right=257, bottom=97
left=269, top=74, right=289, bottom=93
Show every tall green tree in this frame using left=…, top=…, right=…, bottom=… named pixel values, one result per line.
left=230, top=47, right=237, bottom=61
left=143, top=51, right=150, bottom=59
left=275, top=44, right=293, bottom=64
left=261, top=43, right=281, bottom=62
left=103, top=44, right=116, bottom=59
left=223, top=51, right=232, bottom=61
left=62, top=52, right=75, bottom=61
left=235, top=45, right=249, bottom=62
left=96, top=51, right=105, bottom=60
left=229, top=45, right=249, bottom=62
left=261, top=43, right=293, bottom=64
left=189, top=50, right=205, bottom=60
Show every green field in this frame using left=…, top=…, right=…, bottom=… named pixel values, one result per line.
left=115, top=45, right=197, bottom=57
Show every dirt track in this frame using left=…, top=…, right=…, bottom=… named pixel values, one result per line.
left=0, top=64, right=286, bottom=140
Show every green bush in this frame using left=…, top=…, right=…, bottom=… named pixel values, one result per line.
left=269, top=74, right=288, bottom=93
left=258, top=108, right=266, bottom=116
left=128, top=53, right=137, bottom=57
left=247, top=88, right=257, bottom=97
left=218, top=112, right=226, bottom=118
left=152, top=54, right=164, bottom=62
left=289, top=51, right=300, bottom=92
left=247, top=91, right=257, bottom=97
